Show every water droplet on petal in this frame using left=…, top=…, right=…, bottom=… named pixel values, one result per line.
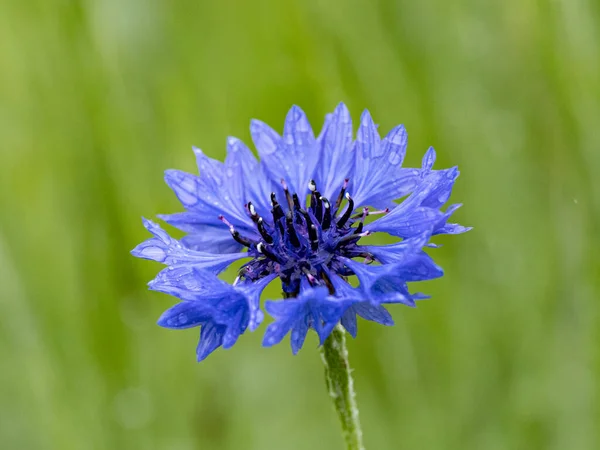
left=388, top=151, right=402, bottom=165
left=141, top=246, right=166, bottom=262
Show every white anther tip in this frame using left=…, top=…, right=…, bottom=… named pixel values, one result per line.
left=257, top=242, right=264, bottom=253
left=345, top=192, right=351, bottom=199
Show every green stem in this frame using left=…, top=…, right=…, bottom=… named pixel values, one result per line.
left=320, top=325, right=365, bottom=450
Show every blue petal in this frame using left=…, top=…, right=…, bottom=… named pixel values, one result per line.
left=366, top=169, right=461, bottom=237
left=352, top=124, right=422, bottom=208
left=328, top=273, right=395, bottom=335
left=154, top=268, right=276, bottom=360
left=157, top=212, right=215, bottom=234
left=361, top=231, right=431, bottom=264
left=225, top=137, right=275, bottom=219
left=192, top=146, right=249, bottom=227
left=355, top=125, right=422, bottom=209
left=369, top=282, right=416, bottom=306
left=341, top=308, right=358, bottom=338
left=290, top=316, right=310, bottom=355
left=131, top=219, right=246, bottom=273
left=432, top=203, right=472, bottom=236
left=250, top=119, right=280, bottom=159
left=158, top=301, right=229, bottom=361
left=221, top=307, right=247, bottom=349
left=327, top=273, right=362, bottom=299
left=366, top=206, right=443, bottom=238
left=162, top=146, right=259, bottom=245
left=196, top=322, right=225, bottom=362
left=193, top=146, right=224, bottom=185
left=281, top=105, right=319, bottom=200
left=235, top=274, right=277, bottom=332
left=436, top=222, right=472, bottom=235
left=421, top=146, right=436, bottom=171
left=262, top=286, right=342, bottom=353
left=316, top=111, right=333, bottom=142
left=387, top=253, right=444, bottom=282
left=153, top=266, right=272, bottom=332
left=180, top=228, right=245, bottom=254
left=342, top=301, right=394, bottom=338
left=352, top=302, right=394, bottom=326
left=340, top=256, right=442, bottom=305
left=165, top=167, right=245, bottom=224
left=157, top=301, right=213, bottom=329
left=382, top=125, right=408, bottom=168
left=157, top=214, right=248, bottom=254
left=149, top=266, right=234, bottom=300
left=262, top=301, right=304, bottom=347
left=349, top=111, right=381, bottom=202
left=420, top=167, right=459, bottom=209
left=340, top=259, right=397, bottom=296
left=356, top=110, right=382, bottom=160
left=251, top=106, right=319, bottom=202
left=164, top=169, right=215, bottom=212
left=315, top=103, right=354, bottom=200
left=343, top=111, right=425, bottom=209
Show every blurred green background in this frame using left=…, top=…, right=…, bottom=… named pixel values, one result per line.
left=1, top=0, right=599, bottom=449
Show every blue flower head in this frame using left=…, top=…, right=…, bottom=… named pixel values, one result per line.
left=132, top=104, right=470, bottom=361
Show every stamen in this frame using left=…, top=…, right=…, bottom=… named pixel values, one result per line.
left=299, top=209, right=313, bottom=227
left=231, top=228, right=253, bottom=247
left=309, top=180, right=322, bottom=220
left=220, top=215, right=254, bottom=247
left=309, top=224, right=319, bottom=251
left=297, top=208, right=318, bottom=251
left=334, top=178, right=349, bottom=210
left=292, top=193, right=301, bottom=211
left=292, top=193, right=303, bottom=223
left=351, top=207, right=389, bottom=219
left=338, top=230, right=371, bottom=244
left=369, top=208, right=389, bottom=216
left=354, top=207, right=368, bottom=234
left=320, top=197, right=332, bottom=230
left=281, top=179, right=294, bottom=211
left=336, top=192, right=354, bottom=228
left=302, top=267, right=317, bottom=285
left=348, top=251, right=376, bottom=259
left=257, top=217, right=273, bottom=244
left=319, top=269, right=335, bottom=295
left=285, top=211, right=300, bottom=247
left=256, top=242, right=281, bottom=263
left=314, top=195, right=323, bottom=222
left=247, top=202, right=259, bottom=222
left=218, top=215, right=233, bottom=228
left=270, top=192, right=285, bottom=233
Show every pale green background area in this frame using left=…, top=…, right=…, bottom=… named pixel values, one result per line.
left=1, top=0, right=599, bottom=449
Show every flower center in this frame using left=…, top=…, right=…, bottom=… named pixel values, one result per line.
left=220, top=179, right=381, bottom=295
